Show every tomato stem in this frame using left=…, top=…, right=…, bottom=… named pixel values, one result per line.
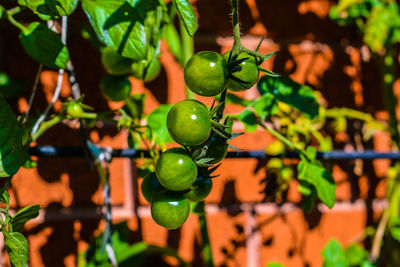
left=231, top=0, right=242, bottom=54
left=180, top=18, right=196, bottom=100
left=31, top=115, right=65, bottom=141
left=3, top=6, right=26, bottom=32
left=197, top=201, right=215, bottom=267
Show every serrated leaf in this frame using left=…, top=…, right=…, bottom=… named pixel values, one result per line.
left=4, top=232, right=29, bottom=267
left=0, top=98, right=23, bottom=177
left=322, top=239, right=347, bottom=267
left=20, top=22, right=69, bottom=69
left=146, top=104, right=174, bottom=147
left=344, top=244, right=367, bottom=266
left=172, top=0, right=198, bottom=36
left=12, top=205, right=41, bottom=232
left=82, top=0, right=160, bottom=60
left=18, top=0, right=78, bottom=17
left=258, top=76, right=319, bottom=119
left=297, top=159, right=336, bottom=208
left=237, top=109, right=258, bottom=132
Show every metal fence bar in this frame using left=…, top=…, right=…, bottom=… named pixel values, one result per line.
left=28, top=146, right=400, bottom=160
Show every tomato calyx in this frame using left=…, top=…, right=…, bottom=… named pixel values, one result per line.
left=63, top=97, right=96, bottom=119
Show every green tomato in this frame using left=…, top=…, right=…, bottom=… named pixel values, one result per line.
left=66, top=103, right=83, bottom=118
left=151, top=191, right=190, bottom=229
left=101, top=47, right=133, bottom=76
left=184, top=176, right=212, bottom=202
left=184, top=51, right=228, bottom=96
left=223, top=51, right=259, bottom=91
left=141, top=172, right=165, bottom=203
left=194, top=135, right=228, bottom=164
left=167, top=100, right=211, bottom=146
left=156, top=147, right=197, bottom=191
left=100, top=74, right=131, bottom=102
left=131, top=59, right=161, bottom=82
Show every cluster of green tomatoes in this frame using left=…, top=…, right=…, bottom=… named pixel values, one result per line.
left=143, top=50, right=261, bottom=229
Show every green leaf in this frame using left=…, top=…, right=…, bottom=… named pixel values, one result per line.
left=336, top=0, right=364, bottom=12
left=258, top=76, right=319, bottom=119
left=344, top=244, right=367, bottom=266
left=82, top=0, right=160, bottom=60
left=79, top=221, right=189, bottom=267
left=0, top=97, right=23, bottom=177
left=18, top=0, right=79, bottom=17
left=172, top=0, right=198, bottom=36
left=162, top=23, right=183, bottom=65
left=364, top=6, right=392, bottom=52
left=12, top=205, right=41, bottom=232
left=4, top=232, right=29, bottom=267
left=146, top=104, right=174, bottom=147
left=251, top=93, right=278, bottom=120
left=0, top=189, right=10, bottom=210
left=322, top=239, right=347, bottom=267
left=20, top=22, right=69, bottom=69
left=237, top=109, right=258, bottom=132
left=297, top=159, right=336, bottom=208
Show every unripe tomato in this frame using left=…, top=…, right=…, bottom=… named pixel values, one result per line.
left=193, top=135, right=228, bottom=164
left=66, top=103, right=83, bottom=118
left=100, top=74, right=131, bottom=102
left=151, top=191, right=190, bottom=229
left=101, top=47, right=133, bottom=76
left=167, top=100, right=211, bottom=146
left=131, top=59, right=161, bottom=82
left=156, top=147, right=197, bottom=191
left=184, top=51, right=228, bottom=96
left=184, top=176, right=212, bottom=202
left=141, top=172, right=165, bottom=203
left=223, top=51, right=259, bottom=91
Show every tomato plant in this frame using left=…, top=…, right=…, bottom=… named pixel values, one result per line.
left=1, top=0, right=396, bottom=266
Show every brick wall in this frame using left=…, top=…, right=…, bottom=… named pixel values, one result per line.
left=0, top=0, right=393, bottom=266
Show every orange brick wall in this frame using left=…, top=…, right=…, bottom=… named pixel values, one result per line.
left=0, top=0, right=394, bottom=266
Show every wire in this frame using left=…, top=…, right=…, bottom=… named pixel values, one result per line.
left=28, top=146, right=400, bottom=160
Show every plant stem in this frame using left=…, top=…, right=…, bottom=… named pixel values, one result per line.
left=231, top=0, right=241, bottom=54
left=4, top=6, right=26, bottom=32
left=258, top=121, right=307, bottom=158
left=381, top=47, right=400, bottom=147
left=31, top=115, right=65, bottom=141
left=197, top=201, right=214, bottom=267
left=180, top=19, right=195, bottom=100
